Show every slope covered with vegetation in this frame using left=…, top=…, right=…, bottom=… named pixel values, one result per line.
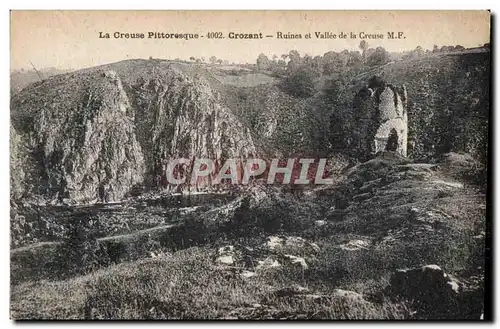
left=11, top=152, right=486, bottom=319
left=10, top=60, right=255, bottom=203
left=10, top=45, right=489, bottom=320
left=220, top=49, right=489, bottom=172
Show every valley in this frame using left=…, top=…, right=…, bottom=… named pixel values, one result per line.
left=9, top=46, right=490, bottom=320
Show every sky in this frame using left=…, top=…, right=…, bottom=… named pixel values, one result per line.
left=10, top=10, right=491, bottom=70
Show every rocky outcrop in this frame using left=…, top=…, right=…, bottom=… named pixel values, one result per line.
left=128, top=64, right=255, bottom=191
left=10, top=60, right=256, bottom=203
left=386, top=265, right=484, bottom=320
left=388, top=265, right=461, bottom=299
left=11, top=69, right=145, bottom=203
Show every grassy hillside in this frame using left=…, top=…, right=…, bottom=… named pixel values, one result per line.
left=10, top=52, right=489, bottom=320
left=10, top=68, right=72, bottom=94
left=11, top=247, right=410, bottom=320
left=327, top=51, right=489, bottom=165
left=214, top=50, right=489, bottom=168
left=362, top=52, right=489, bottom=164
left=12, top=51, right=489, bottom=167
left=11, top=153, right=486, bottom=319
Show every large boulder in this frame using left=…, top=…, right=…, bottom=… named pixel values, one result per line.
left=387, top=264, right=482, bottom=319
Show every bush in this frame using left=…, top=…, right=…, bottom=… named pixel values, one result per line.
left=367, top=47, right=391, bottom=67
left=57, top=213, right=104, bottom=276
left=281, top=67, right=316, bottom=98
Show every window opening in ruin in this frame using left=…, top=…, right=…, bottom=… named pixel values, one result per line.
left=386, top=128, right=399, bottom=152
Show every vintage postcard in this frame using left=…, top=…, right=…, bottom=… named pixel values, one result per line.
left=10, top=10, right=491, bottom=320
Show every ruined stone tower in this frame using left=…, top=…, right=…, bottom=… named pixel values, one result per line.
left=353, top=76, right=408, bottom=159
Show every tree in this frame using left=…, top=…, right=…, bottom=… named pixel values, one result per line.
left=58, top=213, right=104, bottom=276
left=322, top=51, right=350, bottom=75
left=322, top=52, right=337, bottom=75
left=287, top=50, right=301, bottom=71
left=365, top=48, right=375, bottom=59
left=359, top=40, right=369, bottom=62
left=338, top=50, right=350, bottom=67
left=209, top=56, right=217, bottom=64
left=302, top=54, right=313, bottom=65
left=367, top=46, right=391, bottom=66
left=189, top=56, right=196, bottom=61
left=440, top=45, right=452, bottom=53
left=256, top=53, right=271, bottom=71
left=433, top=45, right=439, bottom=53
left=281, top=66, right=316, bottom=98
left=347, top=51, right=363, bottom=70
left=415, top=46, right=424, bottom=57
left=311, top=55, right=323, bottom=74
left=322, top=77, right=346, bottom=149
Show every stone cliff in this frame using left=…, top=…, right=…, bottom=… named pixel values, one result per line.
left=10, top=60, right=256, bottom=203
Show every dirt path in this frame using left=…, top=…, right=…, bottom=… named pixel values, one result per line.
left=11, top=223, right=179, bottom=255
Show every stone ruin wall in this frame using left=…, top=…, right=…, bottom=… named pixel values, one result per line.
left=373, top=85, right=408, bottom=157
left=353, top=77, right=409, bottom=159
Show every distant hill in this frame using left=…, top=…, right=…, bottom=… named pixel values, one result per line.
left=10, top=67, right=73, bottom=94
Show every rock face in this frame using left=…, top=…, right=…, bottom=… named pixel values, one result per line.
left=11, top=69, right=145, bottom=203
left=353, top=76, right=408, bottom=159
left=10, top=60, right=256, bottom=203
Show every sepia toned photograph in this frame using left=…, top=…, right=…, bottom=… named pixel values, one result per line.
left=9, top=10, right=491, bottom=320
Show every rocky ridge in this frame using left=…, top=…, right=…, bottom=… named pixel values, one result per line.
left=10, top=60, right=255, bottom=203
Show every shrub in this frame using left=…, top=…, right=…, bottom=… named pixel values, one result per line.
left=367, top=47, right=391, bottom=66
left=281, top=67, right=316, bottom=98
left=57, top=213, right=104, bottom=276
